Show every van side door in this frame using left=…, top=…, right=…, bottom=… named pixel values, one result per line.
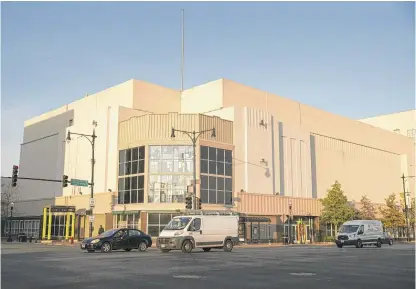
left=357, top=225, right=366, bottom=242
left=188, top=218, right=204, bottom=247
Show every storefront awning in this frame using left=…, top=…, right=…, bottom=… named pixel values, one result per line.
left=112, top=210, right=140, bottom=215
left=239, top=217, right=271, bottom=223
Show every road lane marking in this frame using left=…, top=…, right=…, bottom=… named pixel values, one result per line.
left=290, top=273, right=316, bottom=276
left=173, top=275, right=205, bottom=279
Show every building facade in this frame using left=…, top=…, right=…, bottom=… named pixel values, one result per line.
left=359, top=109, right=416, bottom=140
left=13, top=78, right=415, bottom=242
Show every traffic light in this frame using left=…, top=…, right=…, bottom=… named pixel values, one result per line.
left=185, top=196, right=192, bottom=210
left=11, top=165, right=19, bottom=187
left=197, top=197, right=202, bottom=210
left=62, top=175, right=69, bottom=188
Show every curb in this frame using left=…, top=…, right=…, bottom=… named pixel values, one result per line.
left=235, top=243, right=333, bottom=248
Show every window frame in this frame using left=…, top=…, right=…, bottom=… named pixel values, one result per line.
left=117, top=146, right=146, bottom=204
left=200, top=145, right=233, bottom=206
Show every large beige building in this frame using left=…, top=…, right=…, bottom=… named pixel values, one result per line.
left=359, top=109, right=416, bottom=140
left=11, top=78, right=414, bottom=242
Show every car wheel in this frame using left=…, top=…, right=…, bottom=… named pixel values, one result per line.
left=356, top=239, right=362, bottom=248
left=161, top=249, right=170, bottom=253
left=223, top=239, right=233, bottom=252
left=101, top=242, right=112, bottom=253
left=203, top=248, right=211, bottom=252
left=376, top=239, right=382, bottom=248
left=124, top=248, right=132, bottom=252
left=336, top=244, right=343, bottom=248
left=181, top=240, right=193, bottom=253
left=138, top=241, right=148, bottom=252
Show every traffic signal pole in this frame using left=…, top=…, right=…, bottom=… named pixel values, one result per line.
left=192, top=131, right=197, bottom=210
left=67, top=124, right=97, bottom=238
left=401, top=173, right=410, bottom=242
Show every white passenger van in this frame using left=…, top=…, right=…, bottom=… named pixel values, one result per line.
left=335, top=220, right=384, bottom=248
left=156, top=211, right=239, bottom=253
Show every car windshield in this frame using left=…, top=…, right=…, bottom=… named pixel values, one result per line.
left=99, top=229, right=119, bottom=238
left=164, top=217, right=192, bottom=230
left=339, top=225, right=359, bottom=233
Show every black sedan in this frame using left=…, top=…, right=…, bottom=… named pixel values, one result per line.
left=81, top=228, right=152, bottom=253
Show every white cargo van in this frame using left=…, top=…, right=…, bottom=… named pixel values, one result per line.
left=156, top=213, right=239, bottom=253
left=335, top=220, right=384, bottom=248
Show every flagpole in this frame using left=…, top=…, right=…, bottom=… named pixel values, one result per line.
left=181, top=9, right=185, bottom=91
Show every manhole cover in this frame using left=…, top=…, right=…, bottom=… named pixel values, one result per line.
left=290, top=273, right=316, bottom=276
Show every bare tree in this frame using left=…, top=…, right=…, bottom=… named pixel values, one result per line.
left=1, top=180, right=18, bottom=219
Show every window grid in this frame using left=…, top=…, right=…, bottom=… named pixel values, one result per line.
left=148, top=145, right=193, bottom=204
left=200, top=146, right=233, bottom=205
left=118, top=146, right=145, bottom=204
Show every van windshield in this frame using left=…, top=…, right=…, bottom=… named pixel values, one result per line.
left=339, top=225, right=359, bottom=233
left=164, top=217, right=192, bottom=230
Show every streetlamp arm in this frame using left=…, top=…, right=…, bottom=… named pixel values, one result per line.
left=174, top=128, right=215, bottom=143
left=69, top=132, right=94, bottom=145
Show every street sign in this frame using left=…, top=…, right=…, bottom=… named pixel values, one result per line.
left=89, top=215, right=95, bottom=222
left=89, top=198, right=95, bottom=207
left=50, top=206, right=76, bottom=213
left=70, top=178, right=89, bottom=187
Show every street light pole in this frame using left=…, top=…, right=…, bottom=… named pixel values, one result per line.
left=171, top=127, right=216, bottom=210
left=288, top=200, right=292, bottom=245
left=67, top=123, right=97, bottom=238
left=401, top=173, right=414, bottom=242
left=7, top=202, right=14, bottom=242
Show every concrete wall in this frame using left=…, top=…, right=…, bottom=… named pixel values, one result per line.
left=181, top=80, right=223, bottom=114
left=133, top=81, right=181, bottom=114
left=185, top=79, right=415, bottom=204
left=19, top=81, right=134, bottom=208
left=359, top=109, right=416, bottom=137
left=19, top=110, right=74, bottom=201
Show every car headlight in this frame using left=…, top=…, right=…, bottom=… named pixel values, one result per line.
left=90, top=239, right=100, bottom=244
left=174, top=230, right=184, bottom=236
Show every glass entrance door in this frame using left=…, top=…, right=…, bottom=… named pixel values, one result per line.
left=284, top=224, right=297, bottom=243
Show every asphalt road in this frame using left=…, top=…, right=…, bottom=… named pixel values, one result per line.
left=1, top=243, right=414, bottom=289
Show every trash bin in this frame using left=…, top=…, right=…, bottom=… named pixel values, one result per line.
left=18, top=233, right=27, bottom=242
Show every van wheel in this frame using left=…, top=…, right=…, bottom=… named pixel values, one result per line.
left=356, top=239, right=363, bottom=248
left=376, top=239, right=382, bottom=248
left=181, top=240, right=193, bottom=253
left=203, top=248, right=211, bottom=252
left=223, top=239, right=233, bottom=252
